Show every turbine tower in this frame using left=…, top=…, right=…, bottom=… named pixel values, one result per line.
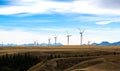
left=79, top=29, right=85, bottom=45
left=67, top=32, right=72, bottom=45
left=34, top=40, right=38, bottom=46
left=88, top=41, right=91, bottom=45
left=54, top=36, right=57, bottom=46
left=2, top=41, right=3, bottom=47
left=48, top=38, right=51, bottom=46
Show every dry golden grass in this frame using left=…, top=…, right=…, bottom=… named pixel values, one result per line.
left=0, top=45, right=120, bottom=49
left=0, top=45, right=120, bottom=51
left=0, top=45, right=120, bottom=57
left=28, top=61, right=46, bottom=71
left=0, top=45, right=120, bottom=71
left=0, top=46, right=117, bottom=56
left=65, top=55, right=120, bottom=71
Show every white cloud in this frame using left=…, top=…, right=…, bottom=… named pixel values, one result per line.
left=84, top=28, right=120, bottom=43
left=0, top=27, right=120, bottom=45
left=0, top=27, right=77, bottom=45
left=0, top=29, right=46, bottom=44
left=74, top=15, right=120, bottom=25
left=96, top=21, right=113, bottom=25
left=0, top=0, right=72, bottom=15
left=1, top=0, right=120, bottom=15
left=92, top=0, right=120, bottom=9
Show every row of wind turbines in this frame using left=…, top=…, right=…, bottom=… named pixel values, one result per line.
left=34, top=29, right=86, bottom=46
left=66, top=29, right=85, bottom=45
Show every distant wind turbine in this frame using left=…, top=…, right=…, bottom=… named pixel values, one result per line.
left=34, top=40, right=38, bottom=46
left=2, top=41, right=3, bottom=47
left=88, top=41, right=91, bottom=45
left=78, top=29, right=85, bottom=45
left=48, top=38, right=51, bottom=46
left=54, top=36, right=57, bottom=46
left=66, top=32, right=72, bottom=45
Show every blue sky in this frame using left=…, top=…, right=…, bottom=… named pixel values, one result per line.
left=0, top=0, right=120, bottom=45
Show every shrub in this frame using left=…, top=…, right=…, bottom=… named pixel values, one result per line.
left=0, top=53, right=41, bottom=71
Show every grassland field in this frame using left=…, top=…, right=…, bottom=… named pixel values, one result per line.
left=0, top=45, right=120, bottom=71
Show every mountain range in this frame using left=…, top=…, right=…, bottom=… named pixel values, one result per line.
left=0, top=41, right=120, bottom=46
left=0, top=43, right=63, bottom=46
left=92, top=41, right=120, bottom=46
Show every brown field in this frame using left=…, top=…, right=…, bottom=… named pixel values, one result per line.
left=0, top=45, right=120, bottom=71
left=0, top=45, right=120, bottom=54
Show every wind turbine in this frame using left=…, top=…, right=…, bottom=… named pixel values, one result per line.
left=48, top=38, right=51, bottom=46
left=54, top=36, right=57, bottom=46
left=78, top=29, right=85, bottom=45
left=66, top=32, right=72, bottom=45
left=34, top=40, right=38, bottom=46
left=88, top=41, right=91, bottom=46
left=2, top=41, right=3, bottom=47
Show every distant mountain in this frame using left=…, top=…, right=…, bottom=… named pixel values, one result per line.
left=92, top=43, right=98, bottom=46
left=92, top=41, right=120, bottom=46
left=23, top=43, right=63, bottom=46
left=23, top=43, right=34, bottom=46
left=39, top=43, right=48, bottom=46
left=41, top=43, right=63, bottom=46
left=52, top=43, right=63, bottom=46
left=0, top=43, right=63, bottom=46
left=112, top=41, right=120, bottom=46
left=0, top=44, right=17, bottom=46
left=99, top=41, right=111, bottom=46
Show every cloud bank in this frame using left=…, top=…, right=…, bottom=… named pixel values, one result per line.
left=0, top=27, right=119, bottom=45
left=1, top=0, right=120, bottom=15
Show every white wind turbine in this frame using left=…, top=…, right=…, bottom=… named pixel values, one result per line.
left=48, top=38, right=51, bottom=46
left=34, top=40, right=38, bottom=46
left=54, top=36, right=57, bottom=46
left=66, top=32, right=72, bottom=45
left=78, top=29, right=85, bottom=45
left=88, top=41, right=91, bottom=46
left=2, top=41, right=3, bottom=47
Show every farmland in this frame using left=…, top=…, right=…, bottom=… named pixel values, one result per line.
left=0, top=45, right=120, bottom=71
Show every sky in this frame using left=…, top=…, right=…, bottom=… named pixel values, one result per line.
left=0, top=0, right=120, bottom=45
